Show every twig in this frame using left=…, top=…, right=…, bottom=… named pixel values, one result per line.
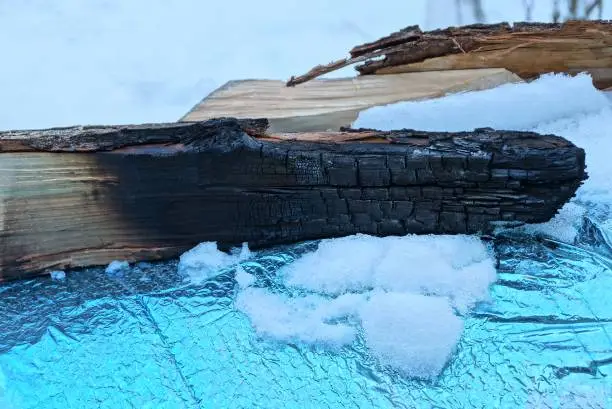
left=286, top=42, right=421, bottom=86
left=452, top=38, right=467, bottom=53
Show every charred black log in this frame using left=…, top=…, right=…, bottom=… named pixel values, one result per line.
left=0, top=118, right=587, bottom=281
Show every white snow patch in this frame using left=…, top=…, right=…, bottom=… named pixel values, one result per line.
left=49, top=271, right=66, bottom=281
left=283, top=234, right=496, bottom=313
left=514, top=202, right=588, bottom=244
left=236, top=234, right=496, bottom=378
left=179, top=242, right=252, bottom=284
left=105, top=260, right=130, bottom=276
left=282, top=235, right=386, bottom=295
left=354, top=73, right=609, bottom=132
left=235, top=288, right=363, bottom=348
left=231, top=242, right=253, bottom=260
left=360, top=291, right=463, bottom=380
left=235, top=266, right=256, bottom=289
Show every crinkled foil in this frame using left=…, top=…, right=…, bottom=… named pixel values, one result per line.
left=1, top=222, right=611, bottom=408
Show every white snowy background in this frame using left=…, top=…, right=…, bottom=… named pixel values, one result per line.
left=1, top=0, right=609, bottom=130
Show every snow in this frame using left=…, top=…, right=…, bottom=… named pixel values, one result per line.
left=514, top=202, right=588, bottom=244
left=235, top=289, right=362, bottom=348
left=360, top=291, right=463, bottom=380
left=426, top=0, right=607, bottom=32
left=5, top=1, right=611, bottom=131
left=179, top=242, right=252, bottom=284
left=236, top=284, right=466, bottom=375
left=231, top=242, right=253, bottom=261
left=283, top=234, right=496, bottom=313
left=236, top=234, right=496, bottom=378
left=49, top=271, right=66, bottom=281
left=353, top=73, right=609, bottom=132
left=0, top=0, right=432, bottom=130
left=105, top=260, right=130, bottom=276
left=235, top=266, right=256, bottom=289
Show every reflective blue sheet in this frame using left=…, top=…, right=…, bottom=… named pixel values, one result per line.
left=1, top=218, right=611, bottom=408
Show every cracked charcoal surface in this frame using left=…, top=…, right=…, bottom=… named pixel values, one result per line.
left=97, top=119, right=585, bottom=242
left=0, top=118, right=587, bottom=280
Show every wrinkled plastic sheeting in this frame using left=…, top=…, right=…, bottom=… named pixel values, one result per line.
left=1, top=225, right=612, bottom=409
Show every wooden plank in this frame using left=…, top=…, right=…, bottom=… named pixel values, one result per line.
left=180, top=69, right=521, bottom=132
left=0, top=119, right=587, bottom=282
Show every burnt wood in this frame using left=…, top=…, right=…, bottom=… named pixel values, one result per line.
left=0, top=118, right=587, bottom=281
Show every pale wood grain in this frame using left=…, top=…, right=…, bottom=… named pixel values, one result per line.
left=180, top=69, right=521, bottom=132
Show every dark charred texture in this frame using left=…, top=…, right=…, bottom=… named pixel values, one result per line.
left=349, top=25, right=422, bottom=57
left=287, top=20, right=612, bottom=89
left=0, top=118, right=587, bottom=281
left=0, top=118, right=269, bottom=152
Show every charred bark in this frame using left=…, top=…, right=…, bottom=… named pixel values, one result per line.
left=0, top=118, right=269, bottom=152
left=0, top=118, right=587, bottom=281
left=288, top=20, right=612, bottom=89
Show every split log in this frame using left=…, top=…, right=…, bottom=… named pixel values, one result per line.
left=0, top=118, right=586, bottom=281
left=182, top=69, right=522, bottom=132
left=288, top=20, right=612, bottom=89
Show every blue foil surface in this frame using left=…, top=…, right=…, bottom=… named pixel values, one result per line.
left=1, top=218, right=611, bottom=408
